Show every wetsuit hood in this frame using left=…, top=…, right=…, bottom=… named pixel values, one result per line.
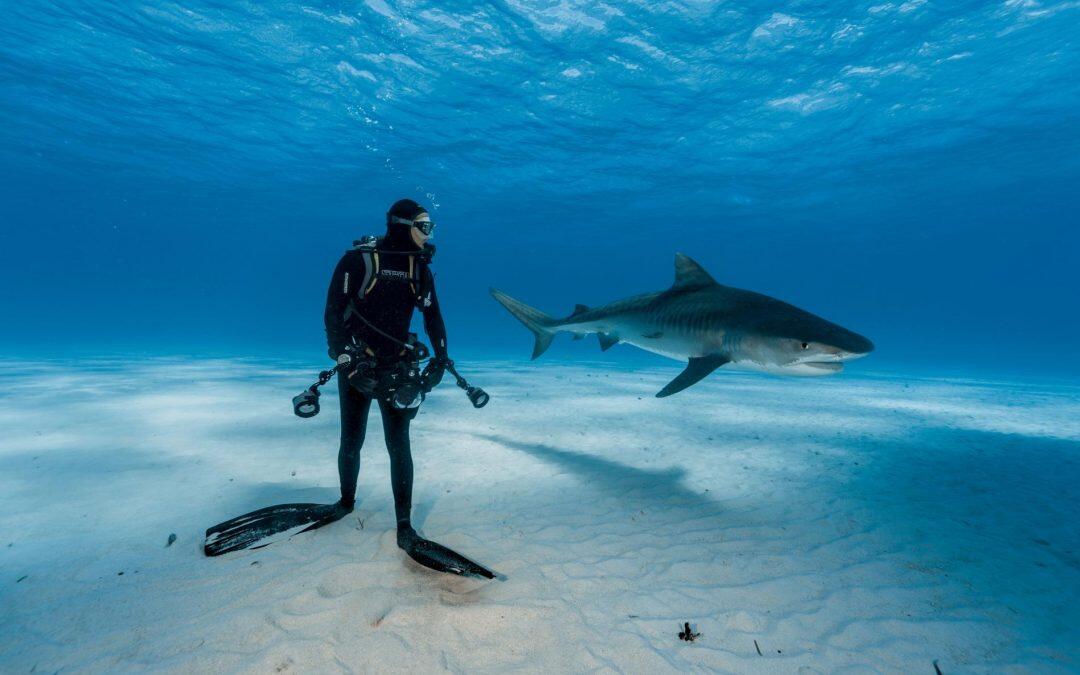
left=385, top=198, right=427, bottom=250
left=383, top=222, right=422, bottom=250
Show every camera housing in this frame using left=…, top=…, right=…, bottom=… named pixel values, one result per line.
left=346, top=358, right=426, bottom=410
left=292, top=344, right=488, bottom=419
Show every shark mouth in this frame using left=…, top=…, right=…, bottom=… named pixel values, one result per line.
left=800, top=361, right=843, bottom=373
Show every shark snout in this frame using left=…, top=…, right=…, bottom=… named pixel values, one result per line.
left=797, top=333, right=873, bottom=365
left=828, top=331, right=874, bottom=359
left=844, top=333, right=875, bottom=358
left=830, top=345, right=873, bottom=362
left=841, top=348, right=871, bottom=361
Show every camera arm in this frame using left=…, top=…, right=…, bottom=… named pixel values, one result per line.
left=442, top=360, right=490, bottom=408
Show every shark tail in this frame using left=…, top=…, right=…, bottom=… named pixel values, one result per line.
left=490, top=288, right=557, bottom=359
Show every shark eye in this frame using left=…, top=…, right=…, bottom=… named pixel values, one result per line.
left=801, top=342, right=809, bottom=350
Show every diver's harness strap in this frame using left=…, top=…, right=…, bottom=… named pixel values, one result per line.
left=348, top=309, right=422, bottom=355
left=297, top=236, right=485, bottom=415
left=351, top=235, right=435, bottom=309
left=339, top=235, right=435, bottom=359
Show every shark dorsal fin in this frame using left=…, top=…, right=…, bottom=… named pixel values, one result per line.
left=571, top=304, right=589, bottom=317
left=672, top=253, right=717, bottom=288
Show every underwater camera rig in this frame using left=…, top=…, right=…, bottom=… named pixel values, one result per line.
left=292, top=342, right=489, bottom=419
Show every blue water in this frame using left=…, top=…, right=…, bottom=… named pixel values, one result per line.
left=2, top=2, right=1078, bottom=376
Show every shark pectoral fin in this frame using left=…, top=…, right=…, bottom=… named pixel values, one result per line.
left=656, top=355, right=731, bottom=398
left=597, top=332, right=619, bottom=351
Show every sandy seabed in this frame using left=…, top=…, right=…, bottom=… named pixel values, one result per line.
left=1, top=358, right=1077, bottom=673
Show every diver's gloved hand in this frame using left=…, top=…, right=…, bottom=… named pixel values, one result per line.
left=421, top=356, right=449, bottom=390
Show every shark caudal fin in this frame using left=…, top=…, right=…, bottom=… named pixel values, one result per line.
left=490, top=288, right=557, bottom=359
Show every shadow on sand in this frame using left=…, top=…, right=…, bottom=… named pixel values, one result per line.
left=472, top=432, right=725, bottom=521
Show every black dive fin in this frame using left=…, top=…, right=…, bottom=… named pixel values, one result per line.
left=656, top=355, right=731, bottom=398
left=399, top=529, right=496, bottom=579
left=204, top=501, right=352, bottom=557
left=597, top=332, right=619, bottom=351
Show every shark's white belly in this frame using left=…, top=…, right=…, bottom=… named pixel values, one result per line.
left=566, top=318, right=834, bottom=377
left=624, top=334, right=699, bottom=361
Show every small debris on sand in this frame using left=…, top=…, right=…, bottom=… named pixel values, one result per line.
left=678, top=622, right=700, bottom=642
left=166, top=533, right=177, bottom=547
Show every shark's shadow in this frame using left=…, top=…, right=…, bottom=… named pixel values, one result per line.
left=472, top=433, right=725, bottom=522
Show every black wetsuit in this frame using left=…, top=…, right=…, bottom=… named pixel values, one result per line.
left=206, top=222, right=492, bottom=576
left=323, top=225, right=448, bottom=530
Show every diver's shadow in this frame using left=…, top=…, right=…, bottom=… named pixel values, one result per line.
left=473, top=433, right=724, bottom=521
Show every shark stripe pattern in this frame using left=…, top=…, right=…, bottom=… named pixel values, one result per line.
left=491, top=254, right=873, bottom=397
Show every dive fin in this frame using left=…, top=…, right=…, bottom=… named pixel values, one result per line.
left=672, top=253, right=718, bottom=289
left=398, top=528, right=496, bottom=579
left=597, top=333, right=619, bottom=351
left=490, top=288, right=557, bottom=359
left=656, top=355, right=731, bottom=398
left=204, top=501, right=352, bottom=557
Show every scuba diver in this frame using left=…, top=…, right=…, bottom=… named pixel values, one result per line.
left=203, top=199, right=494, bottom=579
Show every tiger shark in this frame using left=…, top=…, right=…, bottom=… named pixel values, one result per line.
left=491, top=253, right=874, bottom=397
